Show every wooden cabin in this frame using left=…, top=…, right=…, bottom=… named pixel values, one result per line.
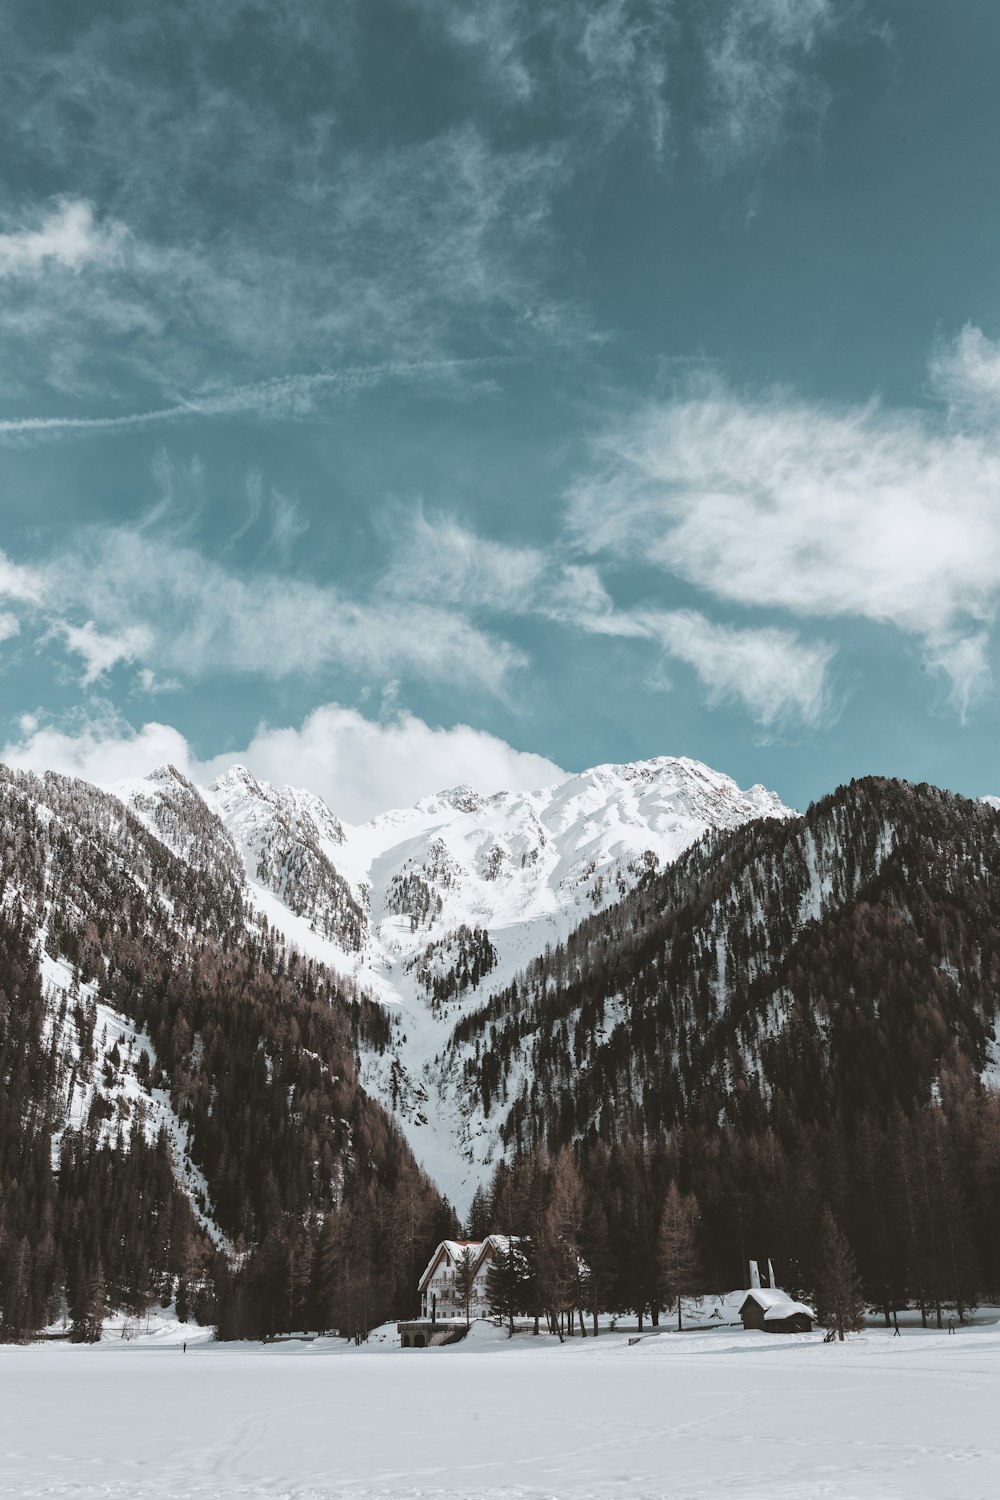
left=739, top=1288, right=814, bottom=1334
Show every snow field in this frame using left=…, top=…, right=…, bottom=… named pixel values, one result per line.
left=4, top=1321, right=1000, bottom=1500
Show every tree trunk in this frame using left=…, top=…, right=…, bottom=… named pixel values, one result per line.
left=578, top=1307, right=586, bottom=1337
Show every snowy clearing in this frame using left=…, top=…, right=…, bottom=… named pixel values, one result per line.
left=4, top=1321, right=1000, bottom=1500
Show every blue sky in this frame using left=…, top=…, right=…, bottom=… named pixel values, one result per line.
left=1, top=0, right=999, bottom=818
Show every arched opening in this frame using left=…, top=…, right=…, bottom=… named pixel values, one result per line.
left=413, top=1333, right=426, bottom=1348
left=401, top=1333, right=411, bottom=1348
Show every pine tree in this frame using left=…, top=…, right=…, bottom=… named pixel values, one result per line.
left=657, top=1181, right=700, bottom=1331
left=455, top=1245, right=477, bottom=1327
left=814, top=1208, right=864, bottom=1341
left=70, top=1258, right=106, bottom=1344
left=485, top=1239, right=525, bottom=1335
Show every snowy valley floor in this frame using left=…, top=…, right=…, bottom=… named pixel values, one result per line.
left=3, top=1320, right=999, bottom=1500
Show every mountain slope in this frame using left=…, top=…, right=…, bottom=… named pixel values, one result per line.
left=113, top=756, right=792, bottom=1205
left=444, top=777, right=1000, bottom=1160
left=0, top=764, right=450, bottom=1340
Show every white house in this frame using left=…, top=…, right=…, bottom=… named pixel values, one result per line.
left=417, top=1235, right=520, bottom=1322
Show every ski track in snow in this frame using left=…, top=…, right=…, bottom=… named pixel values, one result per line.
left=2, top=1322, right=1000, bottom=1499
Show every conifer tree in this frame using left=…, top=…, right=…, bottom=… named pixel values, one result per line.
left=657, top=1181, right=700, bottom=1331
left=455, top=1245, right=477, bottom=1326
left=71, top=1259, right=106, bottom=1344
left=814, top=1208, right=864, bottom=1341
left=485, top=1240, right=525, bottom=1335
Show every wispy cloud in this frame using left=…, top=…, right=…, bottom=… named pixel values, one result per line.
left=632, top=609, right=836, bottom=727
left=928, top=324, right=1000, bottom=423
left=59, top=620, right=152, bottom=687
left=33, top=524, right=524, bottom=698
left=384, top=508, right=836, bottom=727
left=568, top=362, right=1000, bottom=710
left=0, top=199, right=127, bottom=277
left=412, top=0, right=675, bottom=161
left=268, top=493, right=310, bottom=560
left=696, top=0, right=846, bottom=169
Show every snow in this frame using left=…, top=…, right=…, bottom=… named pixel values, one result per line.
left=4, top=1318, right=1000, bottom=1498
left=107, top=755, right=796, bottom=1213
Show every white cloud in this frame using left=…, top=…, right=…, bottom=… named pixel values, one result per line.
left=60, top=620, right=152, bottom=687
left=569, top=381, right=1000, bottom=702
left=268, top=492, right=310, bottom=558
left=0, top=713, right=192, bottom=788
left=196, top=703, right=565, bottom=821
left=40, top=525, right=523, bottom=696
left=0, top=611, right=20, bottom=644
left=383, top=509, right=548, bottom=613
left=636, top=609, right=835, bottom=727
left=0, top=548, right=45, bottom=605
left=0, top=704, right=564, bottom=823
left=384, top=509, right=834, bottom=726
left=410, top=1, right=674, bottom=160
left=697, top=0, right=843, bottom=169
left=0, top=199, right=126, bottom=277
left=928, top=324, right=1000, bottom=421
left=924, top=632, right=992, bottom=722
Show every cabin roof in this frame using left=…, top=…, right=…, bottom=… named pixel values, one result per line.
left=740, top=1288, right=815, bottom=1321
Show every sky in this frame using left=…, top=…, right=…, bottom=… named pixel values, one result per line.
left=2, top=0, right=1000, bottom=820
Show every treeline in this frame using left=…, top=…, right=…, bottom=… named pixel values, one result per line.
left=468, top=1073, right=1000, bottom=1332
left=0, top=767, right=453, bottom=1342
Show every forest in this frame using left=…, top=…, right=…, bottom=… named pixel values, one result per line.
left=0, top=766, right=452, bottom=1342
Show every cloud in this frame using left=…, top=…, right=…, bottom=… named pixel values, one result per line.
left=0, top=703, right=564, bottom=823
left=568, top=379, right=1000, bottom=702
left=0, top=549, right=44, bottom=605
left=0, top=712, right=193, bottom=789
left=924, top=632, right=992, bottom=722
left=38, top=525, right=523, bottom=696
left=196, top=704, right=565, bottom=821
left=634, top=609, right=835, bottom=727
left=384, top=508, right=834, bottom=726
left=697, top=0, right=845, bottom=169
left=60, top=620, right=152, bottom=687
left=382, top=508, right=548, bottom=613
left=413, top=0, right=674, bottom=161
left=0, top=612, right=20, bottom=644
left=268, top=492, right=310, bottom=559
left=0, top=199, right=127, bottom=277
left=928, top=323, right=1000, bottom=422
left=0, top=129, right=570, bottom=403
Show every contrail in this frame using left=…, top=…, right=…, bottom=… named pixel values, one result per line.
left=0, top=357, right=513, bottom=441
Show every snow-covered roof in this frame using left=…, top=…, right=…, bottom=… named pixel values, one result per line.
left=740, top=1288, right=815, bottom=1321
left=417, top=1240, right=483, bottom=1290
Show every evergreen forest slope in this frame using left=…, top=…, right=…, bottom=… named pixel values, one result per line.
left=452, top=777, right=1000, bottom=1153
left=0, top=765, right=451, bottom=1342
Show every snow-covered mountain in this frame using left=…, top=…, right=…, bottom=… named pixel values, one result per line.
left=112, top=755, right=793, bottom=1208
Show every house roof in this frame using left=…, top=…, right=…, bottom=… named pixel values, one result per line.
left=417, top=1240, right=483, bottom=1292
left=740, top=1288, right=815, bottom=1321
left=417, top=1234, right=528, bottom=1291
